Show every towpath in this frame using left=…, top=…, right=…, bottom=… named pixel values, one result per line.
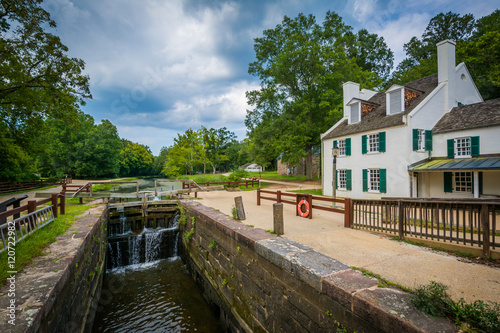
left=193, top=188, right=500, bottom=305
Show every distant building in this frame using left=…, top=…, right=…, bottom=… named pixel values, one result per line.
left=321, top=40, right=500, bottom=199
left=277, top=156, right=320, bottom=177
left=240, top=163, right=263, bottom=173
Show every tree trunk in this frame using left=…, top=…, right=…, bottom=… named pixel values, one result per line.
left=305, top=146, right=313, bottom=181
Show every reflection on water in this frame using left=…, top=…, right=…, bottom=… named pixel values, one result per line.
left=91, top=259, right=223, bottom=332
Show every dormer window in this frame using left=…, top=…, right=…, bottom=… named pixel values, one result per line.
left=388, top=88, right=403, bottom=115
left=348, top=102, right=360, bottom=124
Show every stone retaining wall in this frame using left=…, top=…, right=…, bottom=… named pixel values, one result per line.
left=179, top=200, right=456, bottom=333
left=0, top=205, right=107, bottom=333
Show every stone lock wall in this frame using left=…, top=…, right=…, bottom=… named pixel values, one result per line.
left=179, top=200, right=456, bottom=333
left=0, top=205, right=107, bottom=333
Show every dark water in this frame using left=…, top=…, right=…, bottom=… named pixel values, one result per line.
left=91, top=258, right=223, bottom=332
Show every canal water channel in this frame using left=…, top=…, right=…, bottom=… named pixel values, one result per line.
left=91, top=207, right=223, bottom=332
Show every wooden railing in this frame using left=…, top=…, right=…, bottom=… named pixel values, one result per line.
left=0, top=194, right=65, bottom=225
left=256, top=189, right=351, bottom=226
left=0, top=178, right=71, bottom=194
left=352, top=198, right=500, bottom=258
left=182, top=179, right=260, bottom=190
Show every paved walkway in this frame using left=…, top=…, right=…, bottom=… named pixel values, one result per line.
left=193, top=188, right=500, bottom=304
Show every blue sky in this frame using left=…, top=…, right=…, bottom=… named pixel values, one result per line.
left=44, top=0, right=498, bottom=155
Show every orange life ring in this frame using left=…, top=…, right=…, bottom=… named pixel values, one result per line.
left=297, top=199, right=310, bottom=218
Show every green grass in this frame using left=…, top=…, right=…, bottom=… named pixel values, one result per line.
left=0, top=200, right=96, bottom=285
left=177, top=174, right=229, bottom=183
left=258, top=171, right=320, bottom=182
left=289, top=189, right=324, bottom=196
left=351, top=267, right=412, bottom=292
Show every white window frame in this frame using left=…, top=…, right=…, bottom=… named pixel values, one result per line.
left=455, top=137, right=471, bottom=158
left=338, top=170, right=347, bottom=190
left=386, top=86, right=404, bottom=116
left=367, top=134, right=379, bottom=153
left=368, top=169, right=380, bottom=192
left=417, top=129, right=425, bottom=151
left=454, top=171, right=472, bottom=193
left=338, top=139, right=346, bottom=156
left=349, top=102, right=360, bottom=124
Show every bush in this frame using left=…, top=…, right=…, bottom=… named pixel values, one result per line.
left=412, top=281, right=500, bottom=331
left=228, top=169, right=249, bottom=182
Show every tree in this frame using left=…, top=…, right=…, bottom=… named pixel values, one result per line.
left=390, top=10, right=499, bottom=99
left=39, top=114, right=121, bottom=179
left=246, top=12, right=387, bottom=180
left=119, top=140, right=154, bottom=177
left=0, top=0, right=91, bottom=180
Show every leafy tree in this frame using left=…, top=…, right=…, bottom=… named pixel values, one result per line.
left=0, top=0, right=91, bottom=180
left=119, top=140, right=154, bottom=177
left=162, top=129, right=203, bottom=177
left=391, top=10, right=499, bottom=99
left=39, top=114, right=121, bottom=179
left=246, top=12, right=386, bottom=179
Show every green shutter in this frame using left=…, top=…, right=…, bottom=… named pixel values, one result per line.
left=362, top=169, right=368, bottom=192
left=425, top=130, right=433, bottom=151
left=362, top=135, right=367, bottom=154
left=346, top=169, right=352, bottom=191
left=471, top=136, right=480, bottom=157
left=379, top=169, right=387, bottom=193
left=333, top=140, right=337, bottom=150
left=346, top=138, right=351, bottom=156
left=335, top=169, right=338, bottom=189
left=479, top=172, right=483, bottom=195
left=447, top=139, right=454, bottom=158
left=412, top=129, right=419, bottom=151
left=379, top=131, right=386, bottom=152
left=444, top=172, right=453, bottom=193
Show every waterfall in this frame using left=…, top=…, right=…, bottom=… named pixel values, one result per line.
left=128, top=233, right=142, bottom=265
left=107, top=212, right=180, bottom=271
left=107, top=243, right=116, bottom=268
left=145, top=231, right=163, bottom=262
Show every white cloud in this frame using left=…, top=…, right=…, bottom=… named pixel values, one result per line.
left=372, top=13, right=431, bottom=66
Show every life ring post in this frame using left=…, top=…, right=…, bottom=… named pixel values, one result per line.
left=296, top=194, right=313, bottom=219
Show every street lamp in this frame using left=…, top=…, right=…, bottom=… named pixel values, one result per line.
left=332, top=142, right=339, bottom=206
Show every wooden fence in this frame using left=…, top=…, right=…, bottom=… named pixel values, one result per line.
left=0, top=178, right=71, bottom=194
left=256, top=189, right=351, bottom=226
left=352, top=198, right=500, bottom=258
left=0, top=194, right=66, bottom=252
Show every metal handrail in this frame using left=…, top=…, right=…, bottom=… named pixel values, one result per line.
left=0, top=206, right=55, bottom=253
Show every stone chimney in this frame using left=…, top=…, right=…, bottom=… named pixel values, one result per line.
left=343, top=82, right=360, bottom=118
left=437, top=40, right=456, bottom=111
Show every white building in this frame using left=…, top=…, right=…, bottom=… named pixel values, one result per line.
left=240, top=163, right=263, bottom=173
left=321, top=40, right=500, bottom=199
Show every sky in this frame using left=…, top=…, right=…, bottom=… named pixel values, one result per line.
left=43, top=0, right=498, bottom=155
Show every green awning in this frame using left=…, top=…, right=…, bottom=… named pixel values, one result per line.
left=409, top=157, right=500, bottom=171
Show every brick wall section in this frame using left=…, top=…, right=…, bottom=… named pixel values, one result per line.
left=0, top=205, right=107, bottom=333
left=179, top=200, right=456, bottom=333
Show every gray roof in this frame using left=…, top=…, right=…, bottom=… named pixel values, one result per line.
left=432, top=98, right=500, bottom=134
left=409, top=157, right=500, bottom=171
left=322, top=74, right=438, bottom=140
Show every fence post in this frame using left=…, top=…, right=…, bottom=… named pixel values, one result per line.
left=257, top=189, right=261, bottom=206
left=344, top=198, right=352, bottom=228
left=62, top=183, right=67, bottom=193
left=234, top=196, right=246, bottom=220
left=277, top=190, right=281, bottom=203
left=27, top=200, right=36, bottom=214
left=273, top=203, right=284, bottom=236
left=60, top=194, right=65, bottom=215
left=398, top=200, right=404, bottom=240
left=481, top=204, right=490, bottom=259
left=51, top=193, right=58, bottom=218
